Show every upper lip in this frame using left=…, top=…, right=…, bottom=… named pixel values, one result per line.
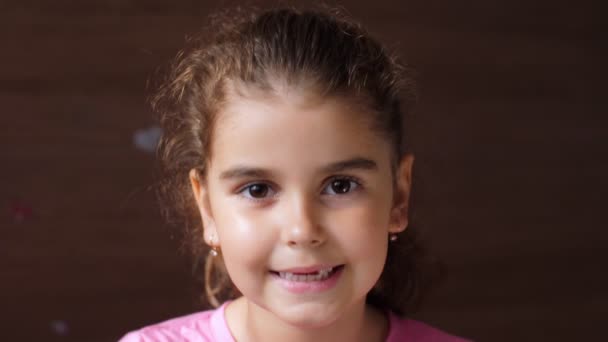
left=272, top=265, right=341, bottom=273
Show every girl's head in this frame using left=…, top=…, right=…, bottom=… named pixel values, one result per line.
left=154, top=6, right=436, bottom=323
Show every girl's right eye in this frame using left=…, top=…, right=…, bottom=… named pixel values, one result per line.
left=238, top=183, right=275, bottom=200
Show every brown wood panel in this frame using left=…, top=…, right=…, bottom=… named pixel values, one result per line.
left=1, top=0, right=606, bottom=341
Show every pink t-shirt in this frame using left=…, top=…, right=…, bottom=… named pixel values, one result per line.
left=119, top=303, right=470, bottom=342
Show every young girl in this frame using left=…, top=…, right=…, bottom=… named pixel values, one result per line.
left=120, top=6, right=470, bottom=342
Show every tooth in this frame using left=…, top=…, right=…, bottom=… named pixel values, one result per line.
left=277, top=268, right=338, bottom=282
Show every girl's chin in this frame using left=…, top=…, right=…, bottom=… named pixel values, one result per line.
left=262, top=297, right=356, bottom=329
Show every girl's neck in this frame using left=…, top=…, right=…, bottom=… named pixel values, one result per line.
left=225, top=297, right=388, bottom=342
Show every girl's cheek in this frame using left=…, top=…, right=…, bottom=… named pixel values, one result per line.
left=329, top=204, right=387, bottom=244
left=334, top=194, right=390, bottom=227
left=217, top=207, right=275, bottom=263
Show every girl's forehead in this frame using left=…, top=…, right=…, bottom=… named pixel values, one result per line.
left=217, top=91, right=374, bottom=142
left=217, top=82, right=375, bottom=133
left=223, top=79, right=327, bottom=112
left=208, top=90, right=392, bottom=175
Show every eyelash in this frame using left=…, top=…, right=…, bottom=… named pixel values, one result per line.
left=236, top=176, right=363, bottom=202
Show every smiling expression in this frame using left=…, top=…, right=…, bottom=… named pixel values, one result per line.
left=190, top=86, right=411, bottom=328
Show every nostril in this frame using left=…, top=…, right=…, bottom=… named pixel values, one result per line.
left=287, top=239, right=321, bottom=247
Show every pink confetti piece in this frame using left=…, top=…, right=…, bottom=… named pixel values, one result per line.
left=9, top=200, right=33, bottom=223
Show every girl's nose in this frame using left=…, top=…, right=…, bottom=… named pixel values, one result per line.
left=281, top=194, right=326, bottom=248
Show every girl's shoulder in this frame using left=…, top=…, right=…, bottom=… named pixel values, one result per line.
left=386, top=312, right=472, bottom=342
left=118, top=303, right=233, bottom=342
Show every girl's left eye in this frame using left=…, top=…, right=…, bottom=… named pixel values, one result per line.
left=323, top=177, right=360, bottom=195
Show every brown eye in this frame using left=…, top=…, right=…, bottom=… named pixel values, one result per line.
left=331, top=179, right=351, bottom=194
left=324, top=178, right=360, bottom=195
left=246, top=184, right=270, bottom=198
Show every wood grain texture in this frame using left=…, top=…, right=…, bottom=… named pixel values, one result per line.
left=1, top=0, right=605, bottom=341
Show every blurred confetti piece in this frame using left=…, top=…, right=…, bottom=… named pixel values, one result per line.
left=133, top=126, right=162, bottom=154
left=50, top=320, right=69, bottom=336
left=10, top=200, right=33, bottom=223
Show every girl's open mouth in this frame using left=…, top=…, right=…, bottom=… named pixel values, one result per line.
left=269, top=265, right=345, bottom=293
left=270, top=265, right=344, bottom=282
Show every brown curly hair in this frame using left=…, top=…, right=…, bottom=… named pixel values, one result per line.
left=151, top=4, right=441, bottom=316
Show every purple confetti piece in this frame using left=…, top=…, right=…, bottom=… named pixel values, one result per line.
left=133, top=126, right=162, bottom=154
left=50, top=320, right=69, bottom=336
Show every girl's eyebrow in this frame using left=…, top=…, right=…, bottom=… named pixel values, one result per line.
left=322, top=157, right=378, bottom=173
left=218, top=157, right=378, bottom=181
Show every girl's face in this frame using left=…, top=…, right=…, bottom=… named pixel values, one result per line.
left=190, top=87, right=412, bottom=328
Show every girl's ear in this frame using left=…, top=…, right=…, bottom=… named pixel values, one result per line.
left=189, top=168, right=220, bottom=247
left=388, top=154, right=414, bottom=234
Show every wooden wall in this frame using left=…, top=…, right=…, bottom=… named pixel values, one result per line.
left=1, top=0, right=605, bottom=340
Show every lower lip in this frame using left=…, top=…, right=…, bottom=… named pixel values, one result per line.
left=271, top=266, right=344, bottom=294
